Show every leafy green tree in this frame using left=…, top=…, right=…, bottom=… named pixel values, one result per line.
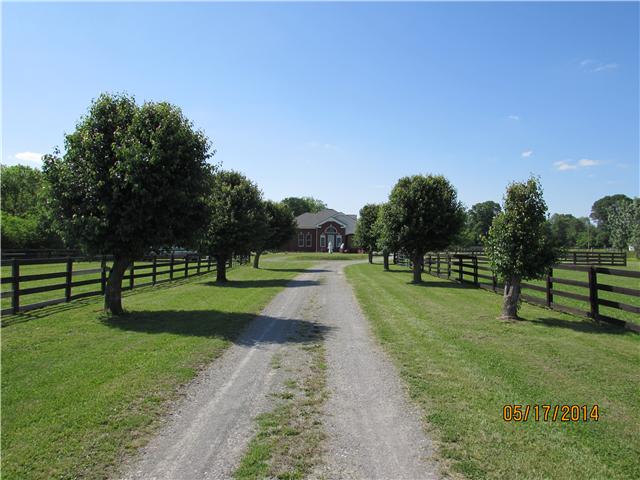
left=1, top=214, right=40, bottom=248
left=386, top=174, right=465, bottom=283
left=354, top=203, right=381, bottom=263
left=200, top=170, right=265, bottom=282
left=548, top=213, right=587, bottom=248
left=590, top=194, right=632, bottom=246
left=252, top=200, right=296, bottom=268
left=608, top=198, right=640, bottom=251
left=374, top=203, right=399, bottom=271
left=281, top=196, right=327, bottom=216
left=43, top=93, right=213, bottom=315
left=465, top=201, right=502, bottom=245
left=1, top=164, right=44, bottom=216
left=485, top=177, right=557, bottom=319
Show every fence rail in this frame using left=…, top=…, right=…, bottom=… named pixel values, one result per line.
left=396, top=252, right=639, bottom=331
left=1, top=253, right=252, bottom=317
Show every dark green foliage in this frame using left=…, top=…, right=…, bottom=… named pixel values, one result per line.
left=590, top=194, right=633, bottom=246
left=253, top=201, right=296, bottom=268
left=485, top=177, right=557, bottom=282
left=354, top=203, right=380, bottom=261
left=200, top=170, right=265, bottom=280
left=0, top=164, right=64, bottom=249
left=281, top=197, right=326, bottom=216
left=548, top=213, right=589, bottom=248
left=43, top=93, right=213, bottom=313
left=386, top=174, right=465, bottom=282
left=464, top=201, right=501, bottom=245
left=43, top=93, right=213, bottom=258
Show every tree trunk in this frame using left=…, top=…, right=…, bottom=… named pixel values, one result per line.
left=368, top=251, right=373, bottom=264
left=253, top=251, right=262, bottom=269
left=383, top=250, right=389, bottom=271
left=216, top=255, right=228, bottom=283
left=412, top=252, right=423, bottom=283
left=104, top=256, right=130, bottom=315
left=501, top=276, right=522, bottom=319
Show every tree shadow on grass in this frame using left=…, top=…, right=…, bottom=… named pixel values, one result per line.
left=100, top=309, right=333, bottom=346
left=260, top=268, right=330, bottom=274
left=522, top=316, right=632, bottom=335
left=202, top=279, right=320, bottom=289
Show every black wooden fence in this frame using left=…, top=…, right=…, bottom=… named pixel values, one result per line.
left=396, top=252, right=639, bottom=331
left=1, top=253, right=252, bottom=316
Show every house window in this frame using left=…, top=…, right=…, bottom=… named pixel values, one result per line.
left=320, top=235, right=326, bottom=247
left=336, top=235, right=342, bottom=246
left=306, top=233, right=312, bottom=247
left=325, top=226, right=337, bottom=234
left=298, top=232, right=304, bottom=247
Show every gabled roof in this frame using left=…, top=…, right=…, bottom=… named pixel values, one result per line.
left=295, top=209, right=357, bottom=235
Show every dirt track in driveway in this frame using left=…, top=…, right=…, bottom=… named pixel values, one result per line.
left=121, top=261, right=439, bottom=480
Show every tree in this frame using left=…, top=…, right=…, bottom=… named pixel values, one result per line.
left=548, top=213, right=587, bottom=248
left=252, top=200, right=296, bottom=268
left=374, top=203, right=399, bottom=271
left=0, top=164, right=44, bottom=216
left=465, top=201, right=502, bottom=245
left=354, top=203, right=380, bottom=263
left=590, top=194, right=632, bottom=247
left=608, top=198, right=640, bottom=251
left=200, top=170, right=265, bottom=282
left=43, top=93, right=213, bottom=315
left=385, top=175, right=465, bottom=283
left=281, top=196, right=327, bottom=216
left=484, top=177, right=557, bottom=320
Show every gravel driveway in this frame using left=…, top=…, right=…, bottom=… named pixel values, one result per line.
left=121, top=261, right=438, bottom=480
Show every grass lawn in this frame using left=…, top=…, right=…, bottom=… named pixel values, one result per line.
left=1, top=257, right=314, bottom=480
left=346, top=263, right=640, bottom=479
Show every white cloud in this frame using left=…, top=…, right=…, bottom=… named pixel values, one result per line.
left=507, top=115, right=520, bottom=121
left=579, top=59, right=618, bottom=72
left=521, top=150, right=533, bottom=158
left=554, top=160, right=578, bottom=171
left=14, top=151, right=44, bottom=164
left=577, top=158, right=601, bottom=167
left=554, top=158, right=603, bottom=171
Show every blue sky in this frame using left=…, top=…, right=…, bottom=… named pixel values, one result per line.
left=3, top=1, right=638, bottom=218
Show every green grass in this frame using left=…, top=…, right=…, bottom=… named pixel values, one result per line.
left=1, top=257, right=314, bottom=480
left=346, top=263, right=640, bottom=479
left=262, top=252, right=367, bottom=262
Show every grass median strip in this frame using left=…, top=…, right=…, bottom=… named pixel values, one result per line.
left=235, top=299, right=328, bottom=480
left=1, top=258, right=313, bottom=480
left=345, top=263, right=640, bottom=480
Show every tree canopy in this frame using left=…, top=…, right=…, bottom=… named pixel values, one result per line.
left=485, top=177, right=557, bottom=319
left=43, top=92, right=213, bottom=314
left=253, top=200, right=296, bottom=268
left=464, top=201, right=502, bottom=245
left=354, top=203, right=380, bottom=263
left=386, top=174, right=465, bottom=283
left=199, top=170, right=265, bottom=282
left=281, top=196, right=327, bottom=216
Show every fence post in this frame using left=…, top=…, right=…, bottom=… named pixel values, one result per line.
left=447, top=254, right=451, bottom=278
left=11, top=258, right=20, bottom=315
left=458, top=256, right=463, bottom=282
left=100, top=256, right=107, bottom=294
left=588, top=267, right=599, bottom=321
left=170, top=253, right=174, bottom=280
left=473, top=256, right=478, bottom=285
left=152, top=255, right=157, bottom=285
left=130, top=261, right=135, bottom=290
left=197, top=255, right=201, bottom=275
left=546, top=267, right=553, bottom=307
left=573, top=252, right=577, bottom=264
left=492, top=273, right=497, bottom=292
left=65, top=257, right=73, bottom=302
left=428, top=254, right=432, bottom=274
left=436, top=253, right=440, bottom=276
left=186, top=256, right=190, bottom=278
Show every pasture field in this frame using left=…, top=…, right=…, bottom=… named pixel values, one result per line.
left=1, top=257, right=314, bottom=480
left=346, top=262, right=640, bottom=479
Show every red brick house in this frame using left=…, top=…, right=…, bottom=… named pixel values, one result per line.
left=287, top=209, right=358, bottom=252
